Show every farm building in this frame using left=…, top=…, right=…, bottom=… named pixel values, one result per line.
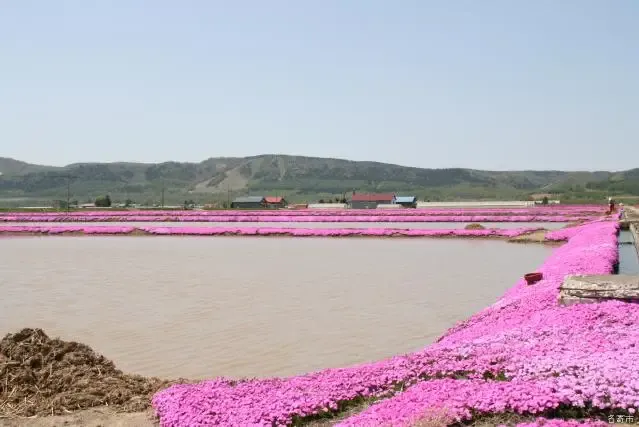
left=349, top=193, right=395, bottom=209
left=416, top=201, right=536, bottom=208
left=230, top=196, right=265, bottom=209
left=264, top=196, right=287, bottom=208
left=394, top=196, right=417, bottom=208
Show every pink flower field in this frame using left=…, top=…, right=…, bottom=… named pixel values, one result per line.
left=0, top=225, right=541, bottom=238
left=0, top=214, right=596, bottom=223
left=149, top=219, right=635, bottom=426
left=0, top=205, right=606, bottom=220
left=509, top=419, right=608, bottom=427
left=0, top=205, right=607, bottom=223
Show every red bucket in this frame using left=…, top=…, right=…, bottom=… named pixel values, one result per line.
left=524, top=272, right=543, bottom=285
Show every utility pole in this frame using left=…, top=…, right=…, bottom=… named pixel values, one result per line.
left=161, top=182, right=165, bottom=208
left=56, top=174, right=75, bottom=212
left=66, top=176, right=71, bottom=213
left=226, top=184, right=230, bottom=208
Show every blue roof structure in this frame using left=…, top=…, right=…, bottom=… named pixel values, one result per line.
left=395, top=196, right=417, bottom=203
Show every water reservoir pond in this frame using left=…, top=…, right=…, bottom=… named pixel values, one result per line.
left=0, top=236, right=552, bottom=379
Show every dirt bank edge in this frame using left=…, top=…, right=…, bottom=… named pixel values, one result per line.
left=0, top=329, right=188, bottom=420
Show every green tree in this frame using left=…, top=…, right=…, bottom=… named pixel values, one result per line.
left=542, top=196, right=549, bottom=205
left=95, top=195, right=111, bottom=207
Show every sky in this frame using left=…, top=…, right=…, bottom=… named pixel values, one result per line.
left=1, top=1, right=637, bottom=171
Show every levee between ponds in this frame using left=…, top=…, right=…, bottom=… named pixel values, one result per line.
left=559, top=274, right=639, bottom=305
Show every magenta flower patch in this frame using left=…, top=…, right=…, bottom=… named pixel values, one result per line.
left=0, top=214, right=595, bottom=223
left=0, top=205, right=606, bottom=223
left=0, top=224, right=543, bottom=238
left=149, top=220, right=628, bottom=426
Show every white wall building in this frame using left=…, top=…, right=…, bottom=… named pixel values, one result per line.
left=307, top=203, right=347, bottom=209
left=416, top=201, right=537, bottom=209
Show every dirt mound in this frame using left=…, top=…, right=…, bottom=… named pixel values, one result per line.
left=0, top=328, right=172, bottom=417
left=464, top=223, right=485, bottom=230
left=562, top=221, right=585, bottom=229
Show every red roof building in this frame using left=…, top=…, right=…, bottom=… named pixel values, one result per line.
left=350, top=193, right=395, bottom=202
left=264, top=196, right=287, bottom=208
left=349, top=193, right=395, bottom=209
left=265, top=196, right=284, bottom=204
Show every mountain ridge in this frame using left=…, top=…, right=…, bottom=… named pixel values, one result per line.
left=1, top=155, right=638, bottom=204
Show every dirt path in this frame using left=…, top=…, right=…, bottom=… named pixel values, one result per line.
left=507, top=229, right=549, bottom=243
left=0, top=408, right=155, bottom=427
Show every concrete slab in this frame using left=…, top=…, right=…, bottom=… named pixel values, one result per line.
left=625, top=206, right=639, bottom=221
left=559, top=274, right=639, bottom=305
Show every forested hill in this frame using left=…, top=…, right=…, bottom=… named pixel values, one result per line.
left=1, top=155, right=638, bottom=204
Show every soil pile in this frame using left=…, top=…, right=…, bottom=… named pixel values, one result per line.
left=0, top=328, right=171, bottom=417
left=464, top=223, right=485, bottom=230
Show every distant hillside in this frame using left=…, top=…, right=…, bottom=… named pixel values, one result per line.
left=1, top=155, right=638, bottom=205
left=0, top=158, right=58, bottom=176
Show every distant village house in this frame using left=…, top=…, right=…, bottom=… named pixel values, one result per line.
left=264, top=196, right=287, bottom=209
left=230, top=196, right=266, bottom=209
left=349, top=193, right=395, bottom=209
left=394, top=196, right=417, bottom=208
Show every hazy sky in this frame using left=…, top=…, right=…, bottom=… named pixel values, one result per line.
left=1, top=1, right=637, bottom=171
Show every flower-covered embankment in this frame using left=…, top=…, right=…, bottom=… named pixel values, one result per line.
left=152, top=220, right=629, bottom=426
left=0, top=225, right=541, bottom=238
left=0, top=225, right=138, bottom=235
left=0, top=205, right=606, bottom=219
left=0, top=206, right=606, bottom=222
left=0, top=214, right=594, bottom=223
left=510, top=419, right=608, bottom=427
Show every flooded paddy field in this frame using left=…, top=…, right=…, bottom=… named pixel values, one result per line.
left=0, top=236, right=552, bottom=380
left=0, top=221, right=571, bottom=229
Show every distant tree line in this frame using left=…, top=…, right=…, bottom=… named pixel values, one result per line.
left=317, top=197, right=348, bottom=204
left=95, top=195, right=111, bottom=207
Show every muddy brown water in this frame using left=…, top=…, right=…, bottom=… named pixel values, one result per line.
left=0, top=237, right=552, bottom=380
left=0, top=221, right=569, bottom=229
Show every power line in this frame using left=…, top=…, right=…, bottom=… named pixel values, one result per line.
left=161, top=181, right=165, bottom=208
left=54, top=174, right=76, bottom=212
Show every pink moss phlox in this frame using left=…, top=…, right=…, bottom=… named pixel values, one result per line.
left=0, top=214, right=594, bottom=223
left=545, top=218, right=613, bottom=241
left=334, top=379, right=612, bottom=426
left=151, top=220, right=630, bottom=426
left=336, top=221, right=626, bottom=426
left=0, top=205, right=606, bottom=222
left=512, top=419, right=609, bottom=426
left=0, top=225, right=540, bottom=238
left=0, top=225, right=136, bottom=234
left=137, top=226, right=541, bottom=237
